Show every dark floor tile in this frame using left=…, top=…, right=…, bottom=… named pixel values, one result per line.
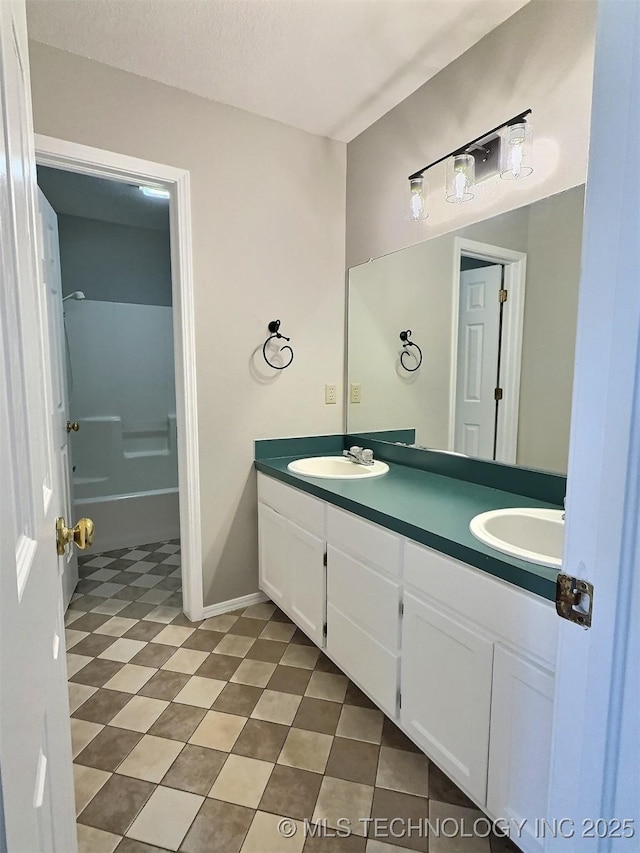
left=291, top=628, right=314, bottom=646
left=110, top=571, right=140, bottom=584
left=78, top=773, right=154, bottom=835
left=259, top=764, right=322, bottom=821
left=113, top=586, right=146, bottom=602
left=147, top=563, right=177, bottom=577
left=71, top=633, right=118, bottom=658
left=293, top=697, right=342, bottom=735
left=428, top=760, right=476, bottom=809
left=212, top=683, right=263, bottom=716
left=72, top=689, right=133, bottom=725
left=76, top=579, right=101, bottom=594
left=130, top=643, right=176, bottom=668
left=118, top=602, right=158, bottom=621
left=123, top=622, right=166, bottom=643
left=162, top=592, right=184, bottom=609
left=344, top=682, right=377, bottom=710
left=138, top=670, right=191, bottom=701
left=182, top=629, right=224, bottom=652
left=195, top=653, right=241, bottom=681
left=232, top=718, right=289, bottom=762
left=325, top=737, right=380, bottom=786
left=245, top=639, right=286, bottom=664
left=75, top=726, right=142, bottom=773
left=148, top=703, right=206, bottom=742
left=229, top=617, right=267, bottom=638
left=71, top=594, right=105, bottom=612
left=270, top=608, right=293, bottom=624
left=381, top=718, right=421, bottom=754
left=70, top=658, right=125, bottom=688
left=266, top=665, right=313, bottom=695
left=69, top=612, right=111, bottom=632
left=115, top=838, right=168, bottom=853
left=140, top=551, right=166, bottom=561
left=303, top=834, right=367, bottom=852
left=180, top=798, right=254, bottom=853
left=161, top=744, right=226, bottom=795
left=314, top=653, right=342, bottom=675
left=369, top=788, right=429, bottom=852
left=171, top=612, right=200, bottom=627
left=104, top=559, right=137, bottom=571
left=154, top=576, right=182, bottom=591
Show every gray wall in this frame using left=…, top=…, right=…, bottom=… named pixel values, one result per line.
left=28, top=40, right=347, bottom=609
left=58, top=215, right=172, bottom=306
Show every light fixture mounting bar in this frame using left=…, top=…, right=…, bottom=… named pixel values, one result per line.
left=407, top=109, right=532, bottom=181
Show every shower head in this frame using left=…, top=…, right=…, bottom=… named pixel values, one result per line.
left=62, top=291, right=86, bottom=303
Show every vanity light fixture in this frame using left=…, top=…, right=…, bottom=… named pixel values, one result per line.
left=407, top=109, right=532, bottom=216
left=138, top=185, right=170, bottom=199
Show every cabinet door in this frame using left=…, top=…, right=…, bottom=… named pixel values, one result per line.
left=401, top=592, right=493, bottom=805
left=487, top=646, right=554, bottom=853
left=258, top=503, right=326, bottom=645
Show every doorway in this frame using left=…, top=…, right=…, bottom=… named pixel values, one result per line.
left=35, top=135, right=203, bottom=622
left=449, top=237, right=527, bottom=464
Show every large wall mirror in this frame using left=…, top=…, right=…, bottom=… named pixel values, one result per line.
left=347, top=184, right=585, bottom=475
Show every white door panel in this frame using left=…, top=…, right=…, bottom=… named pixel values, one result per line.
left=0, top=2, right=77, bottom=850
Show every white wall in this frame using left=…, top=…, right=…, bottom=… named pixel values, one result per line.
left=28, top=40, right=347, bottom=606
left=346, top=0, right=596, bottom=268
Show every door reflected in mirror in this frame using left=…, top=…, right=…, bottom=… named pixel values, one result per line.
left=347, top=184, right=585, bottom=475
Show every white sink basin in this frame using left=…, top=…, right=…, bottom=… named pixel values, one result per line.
left=287, top=456, right=389, bottom=480
left=470, top=507, right=564, bottom=568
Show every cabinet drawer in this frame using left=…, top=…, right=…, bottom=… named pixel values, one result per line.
left=327, top=545, right=400, bottom=651
left=326, top=602, right=399, bottom=717
left=327, top=506, right=401, bottom=576
left=258, top=473, right=325, bottom=537
left=404, top=541, right=557, bottom=668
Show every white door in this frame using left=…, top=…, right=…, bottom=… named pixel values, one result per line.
left=0, top=2, right=77, bottom=851
left=38, top=188, right=79, bottom=610
left=454, top=264, right=502, bottom=459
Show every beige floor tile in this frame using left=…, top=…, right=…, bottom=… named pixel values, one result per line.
left=240, top=810, right=305, bottom=853
left=137, top=588, right=173, bottom=605
left=200, top=613, right=239, bottom=632
left=189, top=710, right=247, bottom=751
left=277, top=728, right=332, bottom=773
left=117, top=734, right=184, bottom=783
left=376, top=747, right=429, bottom=796
left=76, top=823, right=121, bottom=853
left=250, top=690, right=301, bottom=725
left=428, top=801, right=491, bottom=853
left=67, top=653, right=93, bottom=678
left=161, top=647, right=208, bottom=675
left=208, top=753, right=274, bottom=807
left=73, top=764, right=110, bottom=815
left=312, top=776, right=374, bottom=837
left=242, top=602, right=277, bottom=620
left=95, top=617, right=138, bottom=637
left=279, top=644, right=320, bottom=670
left=230, top=658, right=276, bottom=688
left=174, top=675, right=226, bottom=708
left=215, top=634, right=255, bottom=657
left=65, top=608, right=84, bottom=626
left=305, top=671, right=348, bottom=703
left=366, top=842, right=417, bottom=853
left=109, top=696, right=169, bottom=732
left=259, top=621, right=296, bottom=643
left=144, top=605, right=182, bottom=624
left=91, top=599, right=129, bottom=616
left=98, top=638, right=147, bottom=663
left=66, top=628, right=89, bottom=649
left=68, top=683, right=98, bottom=714
left=103, top=664, right=156, bottom=694
left=127, top=785, right=204, bottom=851
left=153, top=625, right=195, bottom=646
left=336, top=706, right=384, bottom=744
left=71, top=719, right=104, bottom=758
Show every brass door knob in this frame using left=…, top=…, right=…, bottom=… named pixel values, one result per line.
left=66, top=421, right=80, bottom=432
left=56, top=517, right=94, bottom=555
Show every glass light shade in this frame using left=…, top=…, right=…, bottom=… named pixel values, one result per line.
left=406, top=176, right=428, bottom=221
left=500, top=121, right=533, bottom=179
left=446, top=154, right=475, bottom=203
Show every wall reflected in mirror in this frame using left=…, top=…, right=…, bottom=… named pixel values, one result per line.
left=347, top=184, right=585, bottom=475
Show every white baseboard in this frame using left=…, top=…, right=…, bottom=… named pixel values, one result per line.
left=201, top=591, right=269, bottom=620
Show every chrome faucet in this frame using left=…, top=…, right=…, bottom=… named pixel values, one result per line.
left=343, top=446, right=375, bottom=466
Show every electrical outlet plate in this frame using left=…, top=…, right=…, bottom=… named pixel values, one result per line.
left=325, top=384, right=337, bottom=404
left=350, top=383, right=362, bottom=404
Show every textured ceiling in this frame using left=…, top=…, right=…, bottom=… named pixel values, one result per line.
left=26, top=0, right=529, bottom=142
left=37, top=166, right=170, bottom=230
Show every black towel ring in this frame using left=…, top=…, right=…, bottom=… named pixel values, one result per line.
left=399, top=330, right=423, bottom=372
left=263, top=320, right=294, bottom=370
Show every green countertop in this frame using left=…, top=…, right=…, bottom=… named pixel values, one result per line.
left=255, top=455, right=561, bottom=601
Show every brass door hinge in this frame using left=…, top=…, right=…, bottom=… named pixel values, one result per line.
left=494, top=387, right=503, bottom=401
left=498, top=289, right=508, bottom=303
left=556, top=573, right=594, bottom=628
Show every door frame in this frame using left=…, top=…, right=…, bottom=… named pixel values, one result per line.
left=34, top=134, right=204, bottom=621
left=448, top=237, right=527, bottom=463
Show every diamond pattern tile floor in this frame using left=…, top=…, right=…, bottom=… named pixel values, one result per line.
left=68, top=540, right=519, bottom=853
